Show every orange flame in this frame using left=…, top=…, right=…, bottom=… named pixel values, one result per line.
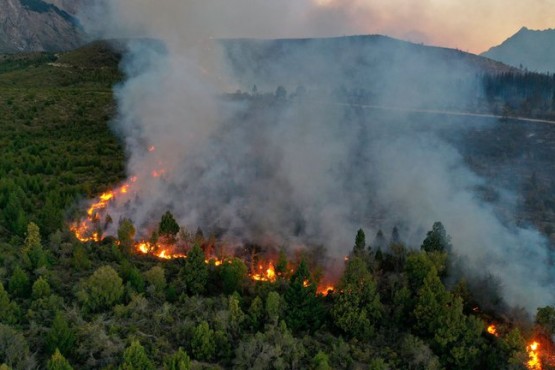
left=317, top=285, right=335, bottom=295
left=251, top=262, right=277, bottom=282
left=527, top=341, right=542, bottom=370
left=487, top=324, right=498, bottom=337
left=71, top=182, right=134, bottom=242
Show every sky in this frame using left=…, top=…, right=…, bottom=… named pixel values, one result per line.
left=85, top=0, right=554, bottom=54
left=302, top=0, right=555, bottom=53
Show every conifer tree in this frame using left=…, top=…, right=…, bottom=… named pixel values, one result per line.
left=46, top=312, right=75, bottom=356
left=9, top=266, right=30, bottom=298
left=421, top=222, right=452, bottom=253
left=284, top=259, right=323, bottom=332
left=120, top=341, right=155, bottom=370
left=164, top=348, right=191, bottom=370
left=159, top=211, right=180, bottom=241
left=353, top=228, right=366, bottom=256
left=47, top=349, right=73, bottom=370
left=191, top=321, right=215, bottom=362
left=181, top=244, right=208, bottom=295
left=0, top=282, right=18, bottom=325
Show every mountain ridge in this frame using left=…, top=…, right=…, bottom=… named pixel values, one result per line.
left=0, top=0, right=83, bottom=53
left=482, top=27, right=555, bottom=73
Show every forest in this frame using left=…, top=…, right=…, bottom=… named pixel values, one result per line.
left=1, top=41, right=555, bottom=369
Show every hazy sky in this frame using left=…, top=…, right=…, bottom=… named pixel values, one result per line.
left=305, top=0, right=555, bottom=53
left=88, top=0, right=554, bottom=54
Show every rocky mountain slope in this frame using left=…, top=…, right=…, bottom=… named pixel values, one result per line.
left=42, top=0, right=82, bottom=15
left=482, top=27, right=555, bottom=74
left=0, top=0, right=83, bottom=52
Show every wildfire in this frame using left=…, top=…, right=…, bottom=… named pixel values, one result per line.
left=70, top=221, right=101, bottom=243
left=135, top=242, right=186, bottom=260
left=70, top=175, right=335, bottom=295
left=317, top=285, right=335, bottom=295
left=251, top=262, right=277, bottom=282
left=527, top=341, right=542, bottom=370
left=71, top=181, right=135, bottom=243
left=131, top=240, right=335, bottom=293
left=487, top=324, right=498, bottom=337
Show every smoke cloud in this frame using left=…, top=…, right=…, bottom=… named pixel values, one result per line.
left=79, top=1, right=555, bottom=312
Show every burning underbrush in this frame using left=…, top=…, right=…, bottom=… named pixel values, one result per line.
left=482, top=318, right=555, bottom=369
left=69, top=172, right=336, bottom=295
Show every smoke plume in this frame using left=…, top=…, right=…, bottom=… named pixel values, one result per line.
left=79, top=1, right=554, bottom=312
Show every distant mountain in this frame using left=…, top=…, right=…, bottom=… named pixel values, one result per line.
left=0, top=0, right=83, bottom=53
left=482, top=27, right=555, bottom=74
left=222, top=35, right=517, bottom=110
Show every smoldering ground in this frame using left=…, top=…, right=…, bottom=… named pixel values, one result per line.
left=78, top=1, right=554, bottom=312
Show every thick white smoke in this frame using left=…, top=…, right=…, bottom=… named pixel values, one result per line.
left=79, top=1, right=555, bottom=311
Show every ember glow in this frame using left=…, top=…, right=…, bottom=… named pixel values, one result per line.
left=487, top=324, right=498, bottom=337
left=527, top=341, right=542, bottom=370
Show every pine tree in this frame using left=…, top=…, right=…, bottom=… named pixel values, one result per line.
left=9, top=266, right=30, bottom=298
left=0, top=282, right=18, bottom=325
left=391, top=226, right=401, bottom=245
left=191, top=321, right=215, bottom=362
left=372, top=229, right=387, bottom=251
left=158, top=211, right=180, bottom=241
left=421, top=222, right=452, bottom=253
left=46, top=312, right=75, bottom=356
left=47, top=349, right=73, bottom=370
left=284, top=259, right=323, bottom=332
left=31, top=276, right=51, bottom=299
left=353, top=228, right=366, bottom=256
left=3, top=192, right=27, bottom=236
left=247, top=296, right=264, bottom=331
left=164, top=348, right=191, bottom=370
left=181, top=244, right=208, bottom=295
left=23, top=222, right=41, bottom=253
left=266, top=291, right=281, bottom=326
left=120, top=341, right=155, bottom=370
left=313, top=351, right=332, bottom=370
left=117, top=218, right=136, bottom=250
left=229, top=293, right=245, bottom=338
left=275, top=249, right=288, bottom=278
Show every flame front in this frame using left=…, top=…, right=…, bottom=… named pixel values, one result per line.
left=70, top=167, right=335, bottom=295
left=70, top=182, right=133, bottom=243
left=527, top=341, right=542, bottom=370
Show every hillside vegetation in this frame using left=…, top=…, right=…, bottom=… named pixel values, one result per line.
left=0, top=41, right=554, bottom=369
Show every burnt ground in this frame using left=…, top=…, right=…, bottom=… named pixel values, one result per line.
left=405, top=111, right=555, bottom=242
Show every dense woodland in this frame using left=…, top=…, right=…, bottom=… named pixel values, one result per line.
left=1, top=42, right=555, bottom=369
left=483, top=72, right=555, bottom=120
